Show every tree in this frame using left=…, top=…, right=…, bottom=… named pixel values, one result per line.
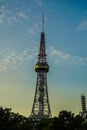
left=0, top=106, right=86, bottom=130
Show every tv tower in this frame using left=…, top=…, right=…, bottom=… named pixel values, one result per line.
left=30, top=15, right=51, bottom=120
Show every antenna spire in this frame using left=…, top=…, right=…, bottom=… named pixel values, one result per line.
left=42, top=13, right=44, bottom=32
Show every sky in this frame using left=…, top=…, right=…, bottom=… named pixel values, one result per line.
left=0, top=0, right=87, bottom=117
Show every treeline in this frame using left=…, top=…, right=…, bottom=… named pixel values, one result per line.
left=0, top=106, right=87, bottom=130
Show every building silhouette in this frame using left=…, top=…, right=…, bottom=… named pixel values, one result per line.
left=30, top=15, right=51, bottom=120
left=81, top=94, right=87, bottom=118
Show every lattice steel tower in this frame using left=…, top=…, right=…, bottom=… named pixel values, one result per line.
left=30, top=16, right=51, bottom=120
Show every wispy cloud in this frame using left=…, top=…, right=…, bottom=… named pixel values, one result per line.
left=28, top=23, right=40, bottom=35
left=48, top=47, right=87, bottom=65
left=0, top=48, right=37, bottom=71
left=34, top=0, right=43, bottom=6
left=17, top=12, right=29, bottom=20
left=76, top=20, right=87, bottom=31
left=0, top=5, right=29, bottom=25
left=0, top=46, right=87, bottom=71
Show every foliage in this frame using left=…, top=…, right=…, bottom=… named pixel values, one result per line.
left=0, top=106, right=87, bottom=130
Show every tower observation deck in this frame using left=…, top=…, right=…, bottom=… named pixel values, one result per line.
left=30, top=15, right=51, bottom=120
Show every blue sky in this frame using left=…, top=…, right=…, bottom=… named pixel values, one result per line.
left=0, top=0, right=87, bottom=117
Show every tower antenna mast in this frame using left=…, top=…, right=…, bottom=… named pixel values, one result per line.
left=42, top=13, right=44, bottom=32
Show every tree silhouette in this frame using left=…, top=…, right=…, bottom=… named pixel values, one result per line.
left=0, top=106, right=86, bottom=130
